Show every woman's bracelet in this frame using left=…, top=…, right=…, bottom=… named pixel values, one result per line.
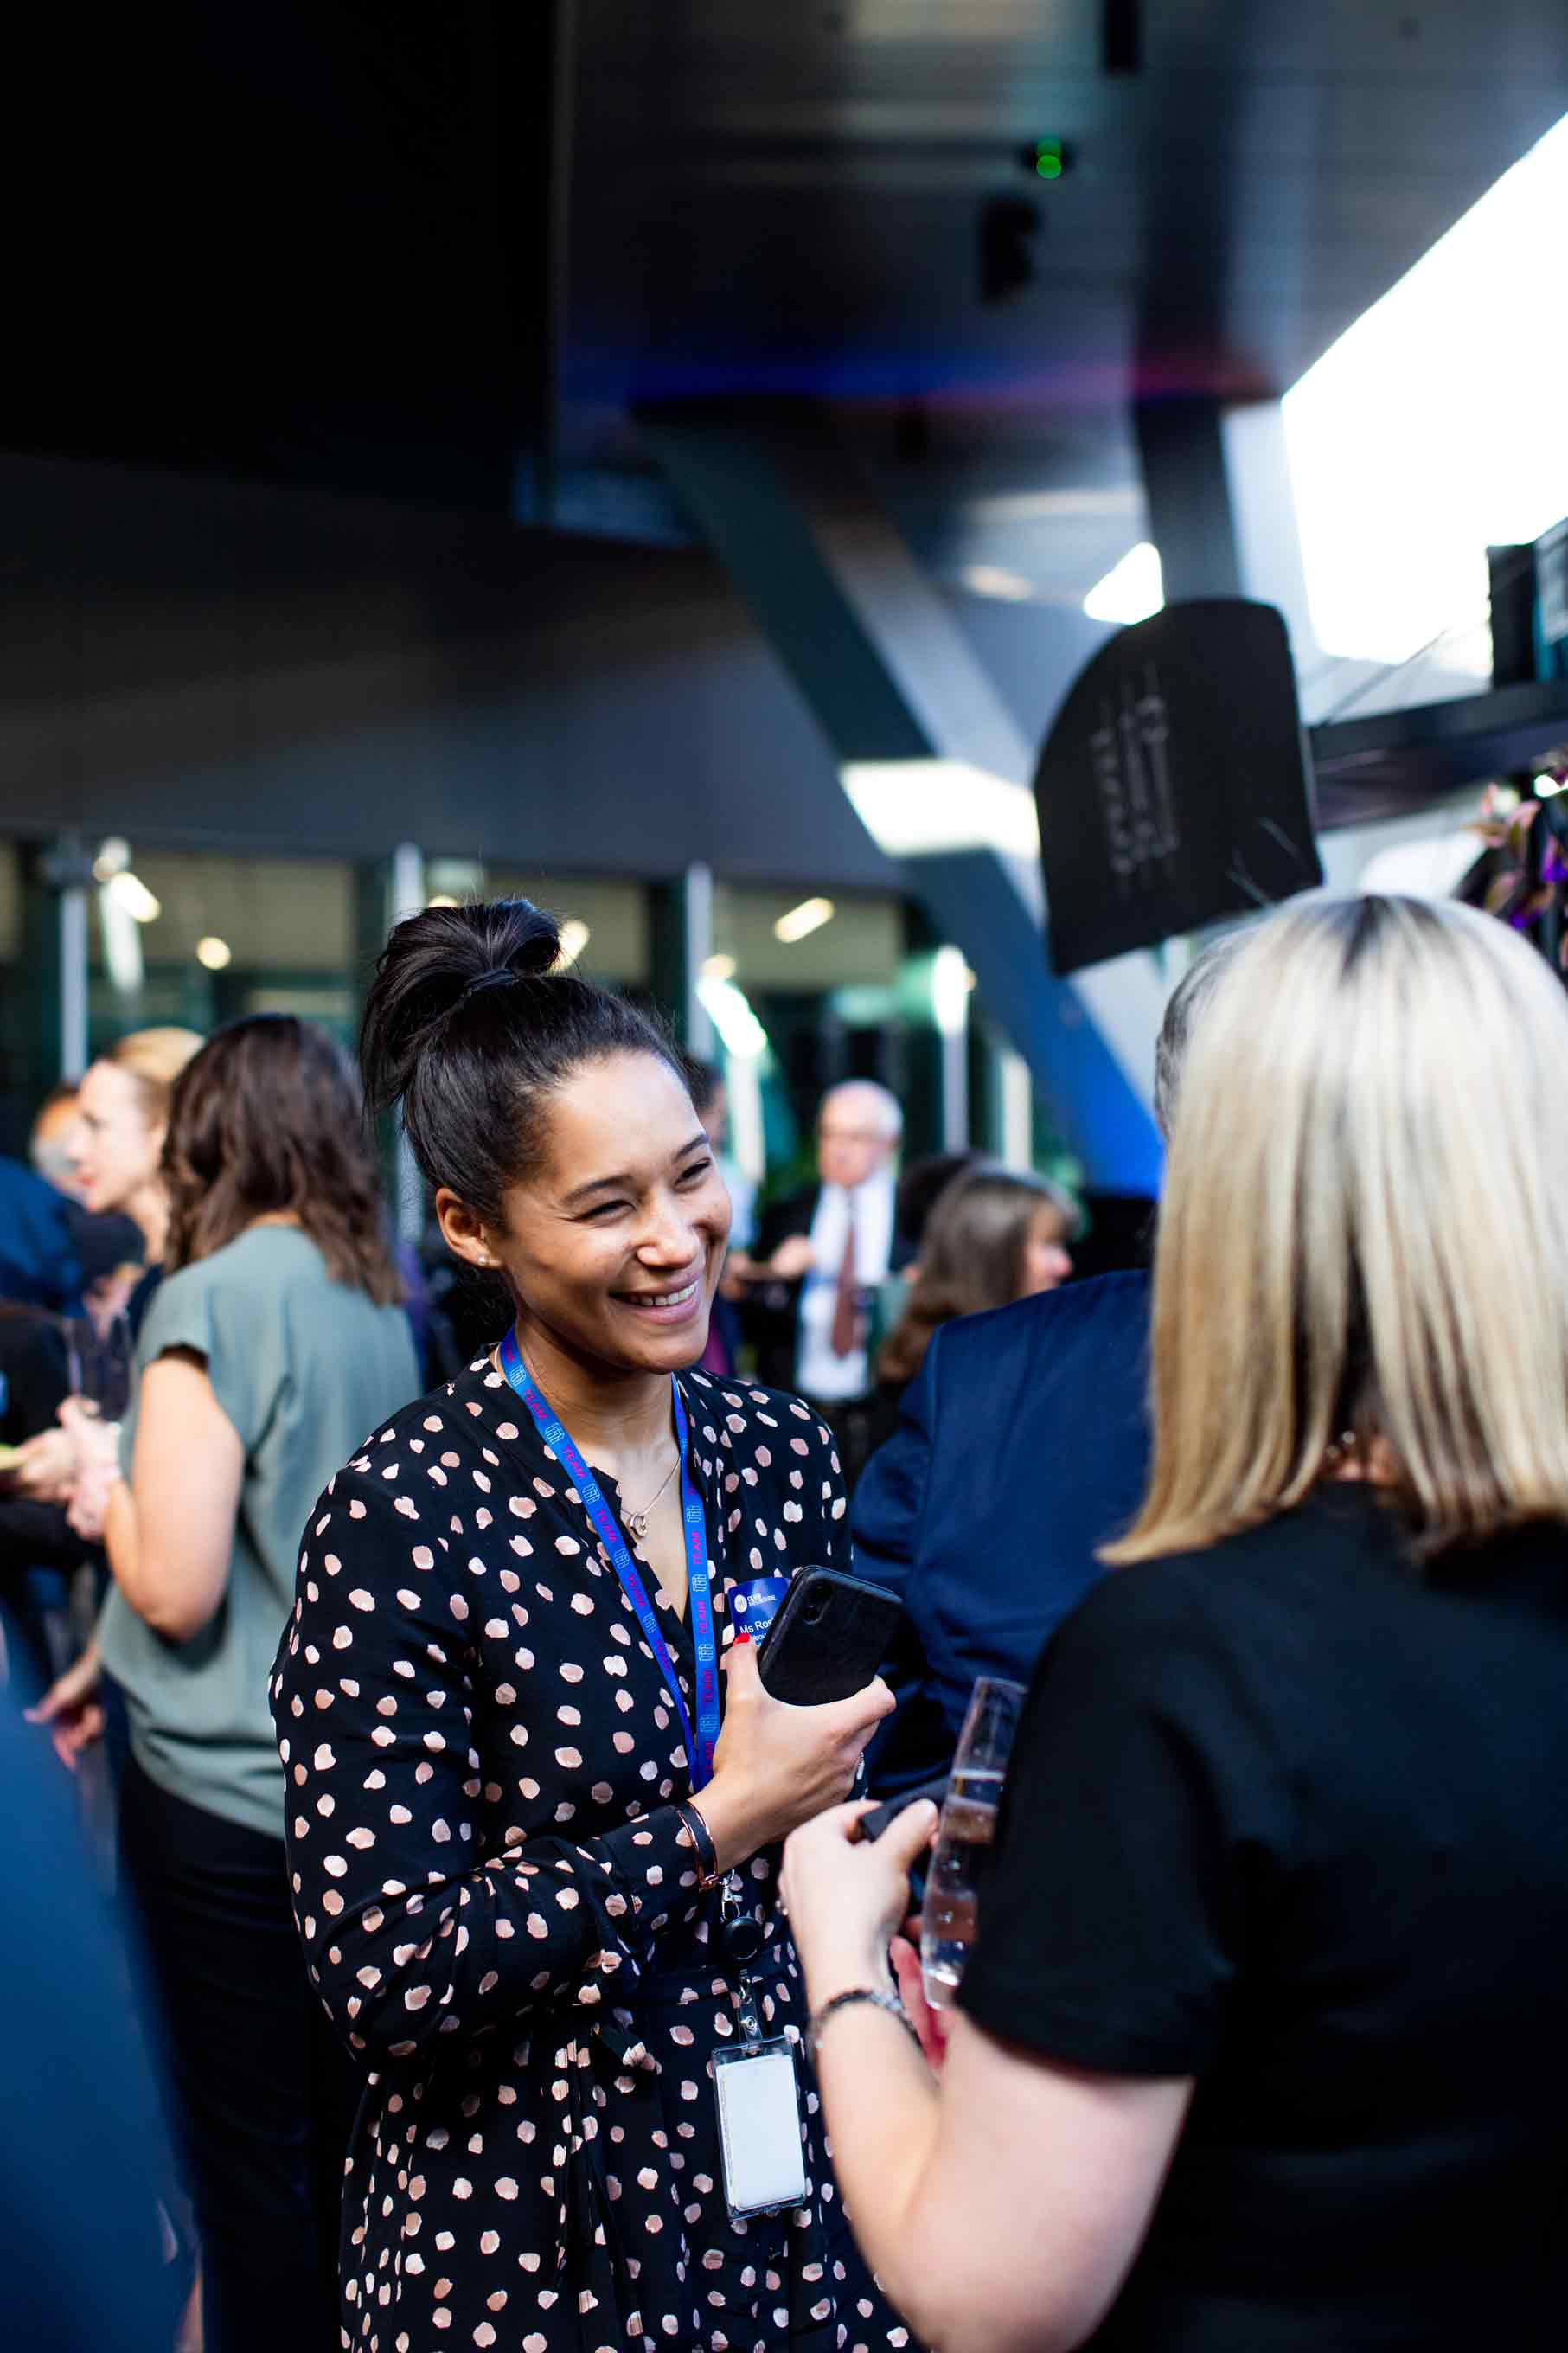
left=805, top=1985, right=923, bottom=2068
left=675, top=1798, right=722, bottom=1889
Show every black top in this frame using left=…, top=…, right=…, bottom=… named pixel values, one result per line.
left=961, top=1484, right=1568, bottom=2352
left=852, top=1271, right=1150, bottom=1793
left=270, top=1359, right=907, bottom=2353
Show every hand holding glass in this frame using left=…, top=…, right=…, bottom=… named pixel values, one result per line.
left=920, top=1675, right=1026, bottom=2010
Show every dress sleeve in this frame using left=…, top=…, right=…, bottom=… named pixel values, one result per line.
left=271, top=1468, right=701, bottom=2069
left=958, top=1563, right=1293, bottom=2078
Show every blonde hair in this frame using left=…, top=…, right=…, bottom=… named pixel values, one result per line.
left=1106, top=894, right=1568, bottom=1564
left=102, top=1027, right=204, bottom=1128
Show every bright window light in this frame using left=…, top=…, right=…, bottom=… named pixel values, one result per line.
left=195, top=935, right=233, bottom=971
left=1082, top=542, right=1164, bottom=626
left=842, top=759, right=1040, bottom=859
left=1283, top=111, right=1568, bottom=669
left=554, top=920, right=591, bottom=968
left=772, top=896, right=835, bottom=945
left=106, top=869, right=162, bottom=924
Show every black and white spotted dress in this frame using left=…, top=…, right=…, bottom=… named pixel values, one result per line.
left=270, top=1359, right=914, bottom=2353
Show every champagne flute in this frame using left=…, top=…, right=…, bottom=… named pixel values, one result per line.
left=920, top=1675, right=1026, bottom=2010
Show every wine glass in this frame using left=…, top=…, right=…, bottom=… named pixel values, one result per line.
left=919, top=1675, right=1027, bottom=2010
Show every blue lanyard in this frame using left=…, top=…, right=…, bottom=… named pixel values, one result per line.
left=496, top=1330, right=721, bottom=1790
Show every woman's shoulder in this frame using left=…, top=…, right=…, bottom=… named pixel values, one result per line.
left=300, top=1357, right=518, bottom=1544
left=680, top=1370, right=836, bottom=1456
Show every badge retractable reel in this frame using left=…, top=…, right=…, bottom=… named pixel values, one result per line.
left=498, top=1337, right=808, bottom=2221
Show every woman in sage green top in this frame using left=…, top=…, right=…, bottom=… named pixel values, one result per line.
left=81, top=1016, right=419, bottom=2353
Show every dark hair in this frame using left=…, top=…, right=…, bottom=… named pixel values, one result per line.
left=685, top=1057, right=724, bottom=1119
left=879, top=1165, right=1078, bottom=1387
left=163, top=1016, right=403, bottom=1305
left=893, top=1150, right=988, bottom=1255
left=360, top=898, right=687, bottom=1221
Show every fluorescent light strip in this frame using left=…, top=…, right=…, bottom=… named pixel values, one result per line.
left=772, top=896, right=835, bottom=945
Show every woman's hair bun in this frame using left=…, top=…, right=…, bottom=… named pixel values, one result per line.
left=360, top=892, right=684, bottom=1221
left=361, top=897, right=561, bottom=1115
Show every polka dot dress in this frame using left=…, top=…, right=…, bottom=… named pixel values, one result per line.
left=270, top=1360, right=917, bottom=2353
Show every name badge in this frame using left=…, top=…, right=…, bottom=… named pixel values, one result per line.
left=713, top=2037, right=809, bottom=2219
left=730, top=1575, right=790, bottom=1643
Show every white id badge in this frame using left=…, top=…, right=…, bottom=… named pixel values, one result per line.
left=712, top=2037, right=808, bottom=2219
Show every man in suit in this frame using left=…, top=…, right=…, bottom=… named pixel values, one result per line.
left=852, top=934, right=1238, bottom=1792
left=733, top=1080, right=911, bottom=1487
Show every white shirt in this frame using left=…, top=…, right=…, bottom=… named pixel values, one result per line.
left=795, top=1170, right=896, bottom=1402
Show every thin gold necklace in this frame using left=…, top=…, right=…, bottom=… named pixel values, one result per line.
left=492, top=1339, right=677, bottom=1543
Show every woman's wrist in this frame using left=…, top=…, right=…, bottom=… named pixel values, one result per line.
left=690, top=1772, right=767, bottom=1876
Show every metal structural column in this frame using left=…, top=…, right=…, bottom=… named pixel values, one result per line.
left=650, top=865, right=717, bottom=1061
left=1134, top=395, right=1244, bottom=605
left=643, top=409, right=1165, bottom=1192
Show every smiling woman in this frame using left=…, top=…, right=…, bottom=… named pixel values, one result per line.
left=271, top=898, right=909, bottom=2353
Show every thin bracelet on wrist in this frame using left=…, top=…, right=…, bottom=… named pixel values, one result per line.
left=805, top=1985, right=923, bottom=2068
left=675, top=1798, right=722, bottom=1889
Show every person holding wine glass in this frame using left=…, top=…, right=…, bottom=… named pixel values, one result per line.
left=271, top=897, right=910, bottom=2353
left=782, top=894, right=1568, bottom=2353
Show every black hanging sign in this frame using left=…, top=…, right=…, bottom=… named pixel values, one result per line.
left=1034, top=599, right=1322, bottom=973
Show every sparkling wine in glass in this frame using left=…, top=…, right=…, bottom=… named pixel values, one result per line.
left=920, top=1676, right=1026, bottom=2010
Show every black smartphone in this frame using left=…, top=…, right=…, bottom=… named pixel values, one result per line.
left=753, top=1567, right=901, bottom=1707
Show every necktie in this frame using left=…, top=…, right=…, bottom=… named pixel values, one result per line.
left=829, top=1200, right=859, bottom=1357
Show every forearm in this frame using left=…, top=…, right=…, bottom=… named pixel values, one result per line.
left=800, top=1940, right=942, bottom=2327
left=295, top=1800, right=705, bottom=2062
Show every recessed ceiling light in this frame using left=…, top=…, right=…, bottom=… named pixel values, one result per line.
left=106, top=869, right=162, bottom=924
left=555, top=920, right=591, bottom=967
left=772, top=897, right=835, bottom=945
left=195, top=935, right=233, bottom=971
left=842, top=760, right=1040, bottom=860
left=960, top=563, right=1035, bottom=603
left=701, top=952, right=737, bottom=982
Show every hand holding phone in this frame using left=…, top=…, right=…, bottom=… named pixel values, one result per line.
left=754, top=1568, right=901, bottom=1706
left=697, top=1619, right=897, bottom=1872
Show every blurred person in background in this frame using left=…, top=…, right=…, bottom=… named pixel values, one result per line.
left=67, top=1027, right=205, bottom=1338
left=39, top=1016, right=419, bottom=2353
left=893, top=1150, right=988, bottom=1269
left=870, top=1165, right=1078, bottom=1449
left=2, top=1697, right=182, bottom=2353
left=853, top=938, right=1238, bottom=1796
left=786, top=894, right=1568, bottom=2353
left=4, top=1029, right=202, bottom=1512
left=29, top=1079, right=87, bottom=1199
left=733, top=1077, right=910, bottom=1488
left=688, top=1055, right=752, bottom=1375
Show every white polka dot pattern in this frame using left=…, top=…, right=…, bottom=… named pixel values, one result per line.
left=270, top=1362, right=910, bottom=2353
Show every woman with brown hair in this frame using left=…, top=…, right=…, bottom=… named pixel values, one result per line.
left=876, top=1164, right=1078, bottom=1401
left=62, top=1016, right=419, bottom=2353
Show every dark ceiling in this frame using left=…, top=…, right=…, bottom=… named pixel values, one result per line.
left=566, top=1, right=1568, bottom=599
left=7, top=3, right=1568, bottom=611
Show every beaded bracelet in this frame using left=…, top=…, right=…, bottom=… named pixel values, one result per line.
left=805, top=1985, right=923, bottom=2068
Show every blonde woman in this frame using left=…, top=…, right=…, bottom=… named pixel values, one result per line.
left=784, top=894, right=1568, bottom=2353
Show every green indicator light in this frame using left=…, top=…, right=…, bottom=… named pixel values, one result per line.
left=1034, top=138, right=1065, bottom=180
